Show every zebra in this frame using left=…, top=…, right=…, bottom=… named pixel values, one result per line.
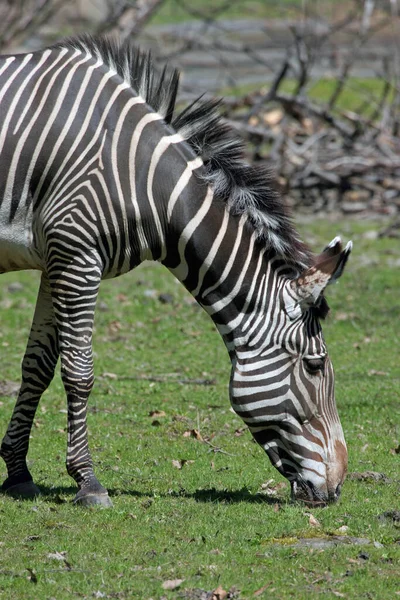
left=0, top=35, right=352, bottom=508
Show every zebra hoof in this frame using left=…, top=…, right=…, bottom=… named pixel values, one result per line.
left=73, top=491, right=113, bottom=508
left=2, top=481, right=41, bottom=499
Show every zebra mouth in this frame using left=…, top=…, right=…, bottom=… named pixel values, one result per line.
left=290, top=480, right=330, bottom=507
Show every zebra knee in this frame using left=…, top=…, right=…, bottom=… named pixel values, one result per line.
left=60, top=363, right=94, bottom=398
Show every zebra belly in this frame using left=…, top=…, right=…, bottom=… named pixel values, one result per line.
left=0, top=218, right=41, bottom=273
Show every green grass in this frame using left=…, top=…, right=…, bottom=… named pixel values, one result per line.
left=222, top=78, right=392, bottom=119
left=0, top=217, right=399, bottom=599
left=150, top=0, right=299, bottom=25
left=149, top=0, right=349, bottom=25
left=287, top=78, right=393, bottom=117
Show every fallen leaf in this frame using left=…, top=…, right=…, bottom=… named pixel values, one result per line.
left=101, top=372, right=118, bottom=380
left=307, top=513, right=321, bottom=527
left=161, top=578, right=184, bottom=590
left=253, top=583, right=270, bottom=596
left=47, top=551, right=67, bottom=561
left=172, top=459, right=194, bottom=469
left=234, top=427, right=246, bottom=437
left=107, top=320, right=122, bottom=335
left=261, top=479, right=274, bottom=490
left=26, top=568, right=37, bottom=584
left=368, top=369, right=388, bottom=376
left=260, top=480, right=287, bottom=495
left=212, top=586, right=228, bottom=600
left=47, top=551, right=72, bottom=569
left=149, top=410, right=166, bottom=418
left=172, top=414, right=190, bottom=423
left=116, top=293, right=128, bottom=302
left=335, top=312, right=355, bottom=321
left=183, top=429, right=203, bottom=441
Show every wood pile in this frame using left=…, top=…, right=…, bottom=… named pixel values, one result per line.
left=217, top=3, right=400, bottom=217
left=223, top=83, right=400, bottom=216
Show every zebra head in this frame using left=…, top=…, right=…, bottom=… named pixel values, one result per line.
left=230, top=237, right=352, bottom=506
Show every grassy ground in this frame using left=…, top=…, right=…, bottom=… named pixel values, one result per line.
left=0, top=216, right=399, bottom=599
left=150, top=0, right=298, bottom=25
left=149, top=0, right=349, bottom=25
left=222, top=78, right=391, bottom=120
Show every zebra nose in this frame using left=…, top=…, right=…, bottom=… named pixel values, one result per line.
left=330, top=483, right=342, bottom=501
left=291, top=479, right=330, bottom=507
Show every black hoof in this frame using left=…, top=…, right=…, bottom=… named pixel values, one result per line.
left=2, top=480, right=41, bottom=499
left=73, top=490, right=113, bottom=508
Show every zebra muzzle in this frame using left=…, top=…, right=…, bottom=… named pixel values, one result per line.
left=290, top=479, right=335, bottom=507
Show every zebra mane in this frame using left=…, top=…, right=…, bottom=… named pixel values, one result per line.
left=57, top=34, right=311, bottom=268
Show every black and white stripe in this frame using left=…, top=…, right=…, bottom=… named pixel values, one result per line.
left=0, top=35, right=351, bottom=506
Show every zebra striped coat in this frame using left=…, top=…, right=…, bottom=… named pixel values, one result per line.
left=0, top=35, right=351, bottom=507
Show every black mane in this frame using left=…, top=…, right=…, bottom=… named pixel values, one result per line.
left=56, top=34, right=311, bottom=268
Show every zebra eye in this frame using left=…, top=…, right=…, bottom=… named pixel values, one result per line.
left=303, top=356, right=326, bottom=375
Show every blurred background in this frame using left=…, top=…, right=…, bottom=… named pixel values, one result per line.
left=1, top=0, right=400, bottom=228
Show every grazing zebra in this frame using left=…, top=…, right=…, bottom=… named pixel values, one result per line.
left=0, top=35, right=352, bottom=507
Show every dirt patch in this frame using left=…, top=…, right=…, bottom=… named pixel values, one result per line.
left=348, top=471, right=392, bottom=484
left=293, top=536, right=371, bottom=549
left=0, top=380, right=20, bottom=397
left=378, top=511, right=400, bottom=526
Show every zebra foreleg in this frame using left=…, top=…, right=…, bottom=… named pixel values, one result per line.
left=1, top=274, right=58, bottom=499
left=50, top=260, right=112, bottom=507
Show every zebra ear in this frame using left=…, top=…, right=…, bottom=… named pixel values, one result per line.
left=284, top=237, right=352, bottom=319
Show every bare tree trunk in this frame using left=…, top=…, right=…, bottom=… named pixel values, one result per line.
left=95, top=0, right=164, bottom=40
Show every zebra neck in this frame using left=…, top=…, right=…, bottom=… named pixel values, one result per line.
left=164, top=188, right=275, bottom=354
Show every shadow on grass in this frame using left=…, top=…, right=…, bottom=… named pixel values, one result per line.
left=164, top=487, right=282, bottom=505
left=24, top=484, right=284, bottom=506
